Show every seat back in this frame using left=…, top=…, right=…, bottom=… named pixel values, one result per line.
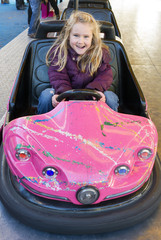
left=30, top=40, right=119, bottom=108
left=67, top=0, right=111, bottom=9
left=61, top=8, right=121, bottom=38
left=35, top=20, right=116, bottom=40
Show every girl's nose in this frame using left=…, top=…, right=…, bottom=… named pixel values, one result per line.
left=78, top=37, right=84, bottom=43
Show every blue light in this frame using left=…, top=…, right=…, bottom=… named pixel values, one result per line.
left=46, top=169, right=55, bottom=176
left=115, top=165, right=130, bottom=176
left=43, top=167, right=58, bottom=178
left=119, top=168, right=127, bottom=175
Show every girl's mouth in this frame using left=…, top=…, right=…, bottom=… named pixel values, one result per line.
left=76, top=45, right=85, bottom=49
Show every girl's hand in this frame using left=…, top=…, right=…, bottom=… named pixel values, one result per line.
left=97, top=91, right=106, bottom=102
left=52, top=94, right=59, bottom=107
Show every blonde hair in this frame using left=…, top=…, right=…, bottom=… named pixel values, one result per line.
left=46, top=11, right=109, bottom=76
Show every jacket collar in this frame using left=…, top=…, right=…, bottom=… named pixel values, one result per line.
left=68, top=46, right=79, bottom=59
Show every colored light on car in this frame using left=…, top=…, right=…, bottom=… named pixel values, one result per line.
left=42, top=167, right=58, bottom=178
left=138, top=148, right=152, bottom=160
left=15, top=149, right=31, bottom=161
left=77, top=186, right=99, bottom=205
left=114, top=165, right=130, bottom=176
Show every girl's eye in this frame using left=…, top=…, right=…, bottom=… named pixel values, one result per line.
left=74, top=34, right=79, bottom=37
left=84, top=36, right=89, bottom=38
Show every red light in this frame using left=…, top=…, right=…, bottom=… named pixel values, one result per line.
left=16, top=149, right=31, bottom=161
left=19, top=153, right=28, bottom=159
left=138, top=148, right=152, bottom=160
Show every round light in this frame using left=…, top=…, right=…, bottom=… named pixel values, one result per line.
left=77, top=186, right=99, bottom=205
left=15, top=149, right=31, bottom=161
left=138, top=148, right=152, bottom=160
left=42, top=167, right=58, bottom=178
left=114, top=165, right=130, bottom=176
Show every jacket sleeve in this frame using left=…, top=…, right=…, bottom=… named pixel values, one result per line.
left=48, top=51, right=72, bottom=94
left=85, top=49, right=113, bottom=92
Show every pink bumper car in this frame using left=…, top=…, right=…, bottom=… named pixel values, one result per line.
left=0, top=21, right=161, bottom=234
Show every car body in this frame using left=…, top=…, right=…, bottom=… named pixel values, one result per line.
left=2, top=98, right=158, bottom=205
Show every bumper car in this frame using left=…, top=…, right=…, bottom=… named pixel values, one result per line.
left=67, top=0, right=112, bottom=10
left=0, top=21, right=161, bottom=234
left=61, top=6, right=121, bottom=38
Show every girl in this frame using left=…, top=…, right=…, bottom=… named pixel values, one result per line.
left=38, top=11, right=119, bottom=113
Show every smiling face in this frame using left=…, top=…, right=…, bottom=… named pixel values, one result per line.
left=69, top=22, right=93, bottom=55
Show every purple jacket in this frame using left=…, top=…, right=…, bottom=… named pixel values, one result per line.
left=48, top=47, right=113, bottom=94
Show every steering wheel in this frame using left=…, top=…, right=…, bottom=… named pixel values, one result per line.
left=56, top=89, right=102, bottom=102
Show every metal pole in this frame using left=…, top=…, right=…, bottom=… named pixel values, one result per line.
left=74, top=0, right=78, bottom=10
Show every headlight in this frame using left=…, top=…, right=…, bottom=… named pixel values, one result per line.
left=77, top=186, right=99, bottom=204
left=114, top=165, right=130, bottom=176
left=15, top=149, right=31, bottom=161
left=138, top=148, right=152, bottom=160
left=42, top=167, right=58, bottom=178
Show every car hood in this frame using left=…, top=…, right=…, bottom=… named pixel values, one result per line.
left=3, top=101, right=158, bottom=184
